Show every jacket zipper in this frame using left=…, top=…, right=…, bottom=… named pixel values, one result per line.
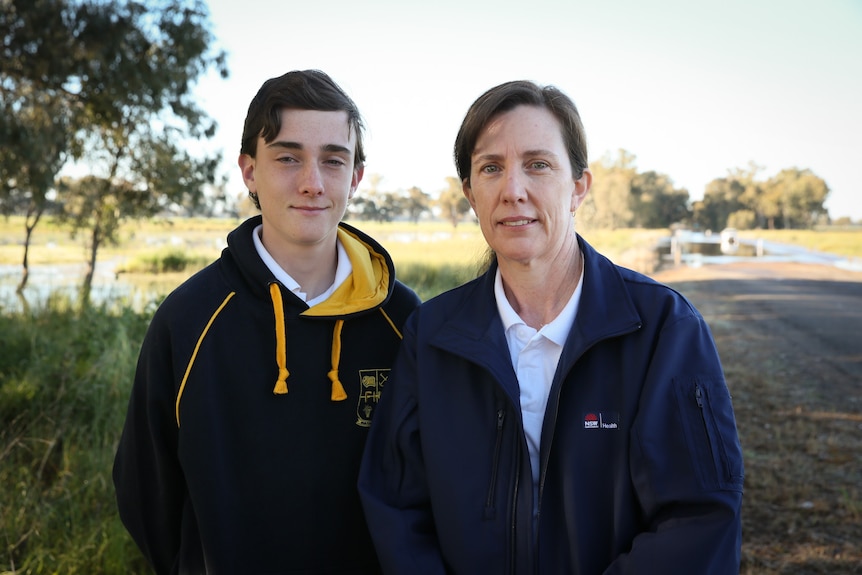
left=509, top=430, right=521, bottom=575
left=485, top=408, right=506, bottom=516
left=695, top=383, right=719, bottom=473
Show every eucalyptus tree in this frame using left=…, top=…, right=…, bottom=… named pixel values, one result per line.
left=437, top=176, right=471, bottom=228
left=764, top=168, right=829, bottom=229
left=0, top=0, right=228, bottom=298
left=0, top=0, right=76, bottom=290
left=630, top=170, right=691, bottom=229
left=583, top=149, right=637, bottom=230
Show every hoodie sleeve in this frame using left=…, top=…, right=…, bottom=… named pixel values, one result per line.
left=112, top=310, right=185, bottom=574
left=610, top=312, right=744, bottom=574
left=358, top=314, right=450, bottom=575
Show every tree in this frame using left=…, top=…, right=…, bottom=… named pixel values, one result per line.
left=437, top=177, right=471, bottom=228
left=693, top=165, right=829, bottom=231
left=766, top=168, right=829, bottom=229
left=350, top=174, right=404, bottom=222
left=0, top=0, right=77, bottom=290
left=0, top=86, right=70, bottom=291
left=403, top=186, right=431, bottom=223
left=692, top=173, right=747, bottom=231
left=583, top=149, right=637, bottom=230
left=630, top=170, right=691, bottom=228
left=0, top=0, right=228, bottom=299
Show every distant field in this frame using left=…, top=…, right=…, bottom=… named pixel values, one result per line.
left=0, top=216, right=667, bottom=269
left=738, top=228, right=862, bottom=259
left=1, top=216, right=859, bottom=272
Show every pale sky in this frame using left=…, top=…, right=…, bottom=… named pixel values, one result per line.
left=195, top=0, right=862, bottom=221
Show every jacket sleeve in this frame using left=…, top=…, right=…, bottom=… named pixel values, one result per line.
left=609, top=312, right=744, bottom=575
left=358, top=315, right=450, bottom=575
left=112, top=312, right=185, bottom=575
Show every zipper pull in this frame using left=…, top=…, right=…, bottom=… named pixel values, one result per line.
left=497, top=408, right=505, bottom=429
left=695, top=384, right=704, bottom=407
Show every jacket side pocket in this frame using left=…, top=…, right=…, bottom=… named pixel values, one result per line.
left=675, top=375, right=744, bottom=491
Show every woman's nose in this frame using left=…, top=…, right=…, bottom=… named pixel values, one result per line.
left=501, top=169, right=527, bottom=203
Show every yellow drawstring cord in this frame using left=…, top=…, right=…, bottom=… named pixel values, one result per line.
left=328, top=319, right=347, bottom=401
left=270, top=283, right=289, bottom=394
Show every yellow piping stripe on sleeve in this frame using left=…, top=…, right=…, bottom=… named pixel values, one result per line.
left=379, top=308, right=403, bottom=340
left=176, top=292, right=236, bottom=427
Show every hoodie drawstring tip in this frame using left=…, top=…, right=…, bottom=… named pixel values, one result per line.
left=329, top=370, right=347, bottom=401
left=273, top=368, right=289, bottom=395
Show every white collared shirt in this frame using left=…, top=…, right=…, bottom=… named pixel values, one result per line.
left=252, top=224, right=351, bottom=306
left=494, top=265, right=583, bottom=505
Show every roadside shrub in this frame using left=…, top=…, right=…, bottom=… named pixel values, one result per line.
left=397, top=262, right=480, bottom=301
left=118, top=249, right=212, bottom=274
left=727, top=209, right=757, bottom=230
left=0, top=298, right=153, bottom=573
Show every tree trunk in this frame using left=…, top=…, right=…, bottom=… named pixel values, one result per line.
left=80, top=216, right=102, bottom=306
left=16, top=205, right=44, bottom=293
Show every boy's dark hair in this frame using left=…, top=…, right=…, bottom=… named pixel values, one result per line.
left=240, top=69, right=366, bottom=168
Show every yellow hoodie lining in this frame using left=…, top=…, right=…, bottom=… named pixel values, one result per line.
left=174, top=226, right=404, bottom=425
left=268, top=227, right=395, bottom=402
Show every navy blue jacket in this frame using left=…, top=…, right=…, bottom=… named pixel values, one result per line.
left=359, top=236, right=743, bottom=574
left=114, top=216, right=420, bottom=574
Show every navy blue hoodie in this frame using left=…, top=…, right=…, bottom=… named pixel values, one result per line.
left=114, top=216, right=420, bottom=574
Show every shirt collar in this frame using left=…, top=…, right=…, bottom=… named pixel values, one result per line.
left=494, top=264, right=584, bottom=346
left=252, top=223, right=351, bottom=304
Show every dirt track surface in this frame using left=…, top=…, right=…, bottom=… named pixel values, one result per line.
left=650, top=261, right=862, bottom=574
left=651, top=261, right=862, bottom=401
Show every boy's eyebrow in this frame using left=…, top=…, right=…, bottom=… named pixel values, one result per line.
left=267, top=141, right=302, bottom=151
left=267, top=141, right=351, bottom=155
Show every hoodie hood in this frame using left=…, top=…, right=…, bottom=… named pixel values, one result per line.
left=224, top=216, right=402, bottom=402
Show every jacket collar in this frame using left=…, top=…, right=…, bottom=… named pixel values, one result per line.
left=430, top=235, right=643, bottom=388
left=226, top=215, right=396, bottom=315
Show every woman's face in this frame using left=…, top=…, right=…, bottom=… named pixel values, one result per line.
left=463, top=105, right=590, bottom=267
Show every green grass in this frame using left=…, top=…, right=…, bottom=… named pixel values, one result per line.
left=117, top=248, right=213, bottom=274
left=738, top=229, right=862, bottom=258
left=0, top=297, right=153, bottom=573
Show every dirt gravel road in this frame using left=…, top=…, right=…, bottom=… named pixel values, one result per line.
left=650, top=261, right=862, bottom=574
left=651, top=261, right=862, bottom=404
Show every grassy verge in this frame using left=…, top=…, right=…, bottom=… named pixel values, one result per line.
left=0, top=297, right=153, bottom=573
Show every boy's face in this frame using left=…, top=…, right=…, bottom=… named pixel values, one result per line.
left=239, top=109, right=363, bottom=256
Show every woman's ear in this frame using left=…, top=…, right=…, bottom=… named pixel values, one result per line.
left=462, top=178, right=476, bottom=210
left=571, top=169, right=592, bottom=213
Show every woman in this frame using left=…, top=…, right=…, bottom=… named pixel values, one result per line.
left=359, top=80, right=743, bottom=574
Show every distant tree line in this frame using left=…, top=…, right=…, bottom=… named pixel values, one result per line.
left=348, top=150, right=833, bottom=234
left=582, top=150, right=832, bottom=232
left=347, top=175, right=472, bottom=228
